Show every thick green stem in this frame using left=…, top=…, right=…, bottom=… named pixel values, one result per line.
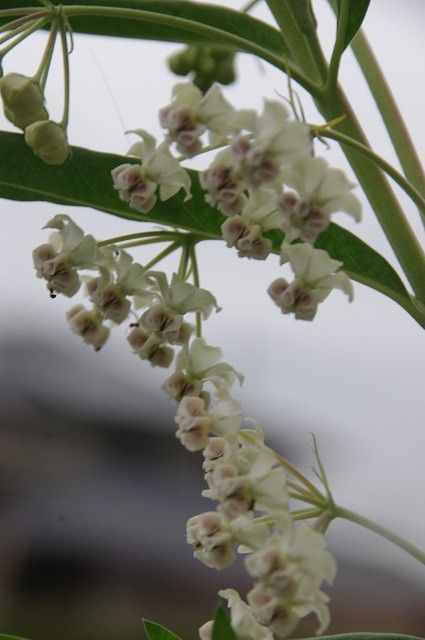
left=351, top=30, right=425, bottom=204
left=335, top=505, right=425, bottom=567
left=62, top=4, right=315, bottom=93
left=316, top=128, right=425, bottom=221
left=265, top=0, right=321, bottom=84
left=315, top=86, right=425, bottom=302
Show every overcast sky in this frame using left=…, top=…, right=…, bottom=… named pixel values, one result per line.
left=0, top=0, right=424, bottom=588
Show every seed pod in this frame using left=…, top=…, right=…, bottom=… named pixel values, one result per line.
left=0, top=72, right=48, bottom=129
left=24, top=120, right=70, bottom=165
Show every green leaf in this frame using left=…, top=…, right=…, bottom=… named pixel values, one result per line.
left=0, top=130, right=412, bottom=319
left=336, top=0, right=371, bottom=50
left=143, top=619, right=183, bottom=640
left=0, top=0, right=292, bottom=60
left=0, top=636, right=30, bottom=640
left=212, top=605, right=236, bottom=640
left=314, top=635, right=424, bottom=640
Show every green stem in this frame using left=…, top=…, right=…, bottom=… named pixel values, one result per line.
left=316, top=128, right=425, bottom=221
left=265, top=0, right=322, bottom=84
left=143, top=240, right=180, bottom=271
left=335, top=505, right=425, bottom=567
left=326, top=0, right=349, bottom=90
left=33, top=19, right=58, bottom=84
left=288, top=491, right=327, bottom=509
left=190, top=244, right=202, bottom=338
left=97, top=230, right=178, bottom=247
left=275, top=452, right=325, bottom=501
left=291, top=507, right=323, bottom=521
left=351, top=29, right=425, bottom=204
left=62, top=4, right=316, bottom=94
left=0, top=13, right=45, bottom=45
left=114, top=236, right=176, bottom=250
left=178, top=243, right=190, bottom=279
left=59, top=16, right=70, bottom=127
left=315, top=86, right=425, bottom=302
left=0, top=8, right=42, bottom=19
left=0, top=15, right=47, bottom=57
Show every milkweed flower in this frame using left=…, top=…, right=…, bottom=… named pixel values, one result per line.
left=268, top=243, right=353, bottom=320
left=112, top=129, right=191, bottom=213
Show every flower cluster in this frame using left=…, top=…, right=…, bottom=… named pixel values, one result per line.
left=111, top=82, right=361, bottom=321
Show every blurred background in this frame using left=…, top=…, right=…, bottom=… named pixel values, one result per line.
left=0, top=0, right=424, bottom=638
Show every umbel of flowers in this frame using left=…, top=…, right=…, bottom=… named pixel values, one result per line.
left=31, top=81, right=362, bottom=638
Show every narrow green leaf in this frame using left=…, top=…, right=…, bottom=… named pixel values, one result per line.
left=0, top=635, right=30, bottom=640
left=212, top=605, right=236, bottom=640
left=0, top=130, right=412, bottom=317
left=0, top=0, right=292, bottom=60
left=143, top=619, right=183, bottom=640
left=313, top=634, right=424, bottom=640
left=336, top=0, right=371, bottom=50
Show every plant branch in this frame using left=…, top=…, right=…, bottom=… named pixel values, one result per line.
left=326, top=0, right=349, bottom=90
left=351, top=29, right=425, bottom=205
left=315, top=128, right=425, bottom=222
left=335, top=505, right=425, bottom=567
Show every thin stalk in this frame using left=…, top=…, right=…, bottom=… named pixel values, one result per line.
left=275, top=452, right=325, bottom=501
left=288, top=491, right=327, bottom=509
left=190, top=244, right=202, bottom=338
left=0, top=8, right=43, bottom=19
left=62, top=5, right=317, bottom=94
left=143, top=240, right=180, bottom=271
left=287, top=480, right=314, bottom=497
left=114, top=237, right=176, bottom=250
left=98, top=231, right=178, bottom=247
left=58, top=17, right=70, bottom=127
left=315, top=86, right=425, bottom=302
left=351, top=30, right=425, bottom=203
left=315, top=128, right=425, bottom=222
left=335, top=505, right=425, bottom=567
left=291, top=508, right=323, bottom=521
left=178, top=243, right=191, bottom=279
left=0, top=13, right=46, bottom=45
left=326, top=0, right=349, bottom=90
left=33, top=19, right=57, bottom=84
left=0, top=16, right=47, bottom=58
left=0, top=12, right=47, bottom=36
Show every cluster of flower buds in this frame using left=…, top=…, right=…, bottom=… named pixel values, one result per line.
left=112, top=82, right=361, bottom=321
left=0, top=71, right=70, bottom=164
left=168, top=45, right=236, bottom=93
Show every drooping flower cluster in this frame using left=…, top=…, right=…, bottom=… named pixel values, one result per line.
left=111, top=82, right=361, bottom=321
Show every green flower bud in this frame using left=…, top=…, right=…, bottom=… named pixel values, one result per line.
left=0, top=72, right=48, bottom=130
left=168, top=45, right=236, bottom=92
left=168, top=47, right=197, bottom=76
left=24, top=120, right=70, bottom=165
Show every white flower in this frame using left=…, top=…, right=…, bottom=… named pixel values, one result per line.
left=175, top=390, right=241, bottom=451
left=198, top=621, right=213, bottom=640
left=163, top=337, right=243, bottom=399
left=66, top=304, right=110, bottom=351
left=269, top=243, right=353, bottom=320
left=127, top=325, right=174, bottom=368
left=33, top=215, right=99, bottom=297
left=200, top=148, right=245, bottom=216
left=222, top=189, right=281, bottom=260
left=279, top=156, right=361, bottom=243
left=112, top=129, right=191, bottom=213
left=219, top=589, right=274, bottom=640
left=159, top=82, right=237, bottom=155
left=245, top=523, right=336, bottom=637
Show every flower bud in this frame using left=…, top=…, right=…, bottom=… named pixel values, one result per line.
left=25, top=120, right=70, bottom=165
left=0, top=73, right=48, bottom=129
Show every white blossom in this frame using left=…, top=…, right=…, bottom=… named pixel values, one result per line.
left=66, top=304, right=110, bottom=351
left=269, top=243, right=353, bottom=320
left=160, top=82, right=237, bottom=155
left=127, top=325, right=174, bottom=368
left=219, top=589, right=274, bottom=640
left=279, top=156, right=361, bottom=243
left=222, top=189, right=281, bottom=260
left=163, top=337, right=243, bottom=400
left=112, top=129, right=191, bottom=213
